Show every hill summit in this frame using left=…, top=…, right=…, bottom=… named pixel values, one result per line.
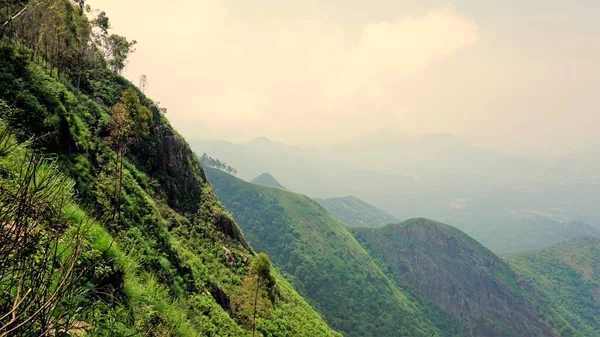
left=251, top=172, right=286, bottom=189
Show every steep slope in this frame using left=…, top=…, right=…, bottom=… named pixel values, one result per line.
left=205, top=168, right=442, bottom=337
left=314, top=195, right=398, bottom=227
left=350, top=219, right=563, bottom=337
left=0, top=26, right=338, bottom=337
left=508, top=238, right=600, bottom=336
left=251, top=172, right=286, bottom=189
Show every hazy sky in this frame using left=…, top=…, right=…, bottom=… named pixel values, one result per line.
left=90, top=0, right=600, bottom=158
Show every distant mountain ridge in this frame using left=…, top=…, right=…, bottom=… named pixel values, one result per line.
left=314, top=195, right=398, bottom=227
left=251, top=172, right=286, bottom=189
left=190, top=134, right=600, bottom=255
left=205, top=167, right=576, bottom=336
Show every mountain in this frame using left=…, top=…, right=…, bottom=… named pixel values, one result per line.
left=205, top=168, right=578, bottom=336
left=190, top=134, right=600, bottom=255
left=350, top=219, right=563, bottom=337
left=251, top=172, right=286, bottom=189
left=476, top=214, right=600, bottom=255
left=314, top=195, right=398, bottom=227
left=205, top=168, right=443, bottom=337
left=0, top=13, right=338, bottom=337
left=508, top=238, right=600, bottom=336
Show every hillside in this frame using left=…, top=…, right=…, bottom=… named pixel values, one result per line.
left=0, top=3, right=339, bottom=335
left=349, top=219, right=567, bottom=337
left=205, top=168, right=443, bottom=337
left=314, top=195, right=398, bottom=227
left=251, top=172, right=286, bottom=189
left=479, top=215, right=600, bottom=255
left=508, top=238, right=600, bottom=336
left=189, top=136, right=600, bottom=256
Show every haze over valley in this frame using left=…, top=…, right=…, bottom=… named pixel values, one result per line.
left=1, top=0, right=600, bottom=336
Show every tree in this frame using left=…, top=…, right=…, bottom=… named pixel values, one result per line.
left=0, top=0, right=36, bottom=39
left=104, top=34, right=136, bottom=74
left=108, top=88, right=151, bottom=224
left=250, top=253, right=275, bottom=337
left=139, top=74, right=147, bottom=94
left=198, top=153, right=238, bottom=175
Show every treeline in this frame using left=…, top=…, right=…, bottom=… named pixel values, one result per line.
left=1, top=0, right=137, bottom=87
left=199, top=153, right=238, bottom=175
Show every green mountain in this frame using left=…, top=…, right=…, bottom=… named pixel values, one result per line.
left=508, top=238, right=600, bottom=336
left=0, top=3, right=338, bottom=335
left=473, top=213, right=600, bottom=255
left=251, top=172, right=286, bottom=189
left=314, top=195, right=398, bottom=227
left=350, top=219, right=566, bottom=336
left=205, top=168, right=443, bottom=337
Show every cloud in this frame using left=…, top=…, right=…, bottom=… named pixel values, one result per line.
left=89, top=0, right=479, bottom=142
left=210, top=88, right=269, bottom=123
left=330, top=6, right=479, bottom=108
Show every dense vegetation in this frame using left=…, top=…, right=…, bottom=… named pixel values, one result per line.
left=0, top=1, right=339, bottom=335
left=250, top=173, right=286, bottom=190
left=350, top=219, right=570, bottom=336
left=314, top=195, right=398, bottom=227
left=199, top=153, right=238, bottom=176
left=508, top=238, right=600, bottom=336
left=206, top=167, right=451, bottom=337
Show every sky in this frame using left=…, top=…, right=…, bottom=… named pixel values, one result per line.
left=89, top=0, right=600, bottom=158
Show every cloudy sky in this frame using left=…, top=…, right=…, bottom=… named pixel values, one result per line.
left=90, top=0, right=600, bottom=158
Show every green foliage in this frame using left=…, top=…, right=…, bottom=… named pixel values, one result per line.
left=205, top=167, right=441, bottom=337
left=508, top=238, right=600, bottom=336
left=104, top=34, right=137, bottom=74
left=0, top=7, right=339, bottom=335
left=350, top=219, right=566, bottom=337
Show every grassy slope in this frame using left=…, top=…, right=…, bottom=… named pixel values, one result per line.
left=350, top=219, right=569, bottom=337
left=508, top=238, right=600, bottom=336
left=314, top=195, right=398, bottom=227
left=0, top=42, right=338, bottom=337
left=206, top=167, right=441, bottom=337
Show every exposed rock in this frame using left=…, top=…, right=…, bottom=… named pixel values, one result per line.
left=222, top=246, right=235, bottom=265
left=215, top=213, right=250, bottom=250
left=210, top=282, right=231, bottom=313
left=351, top=218, right=559, bottom=337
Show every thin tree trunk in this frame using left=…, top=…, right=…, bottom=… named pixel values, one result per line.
left=0, top=4, right=31, bottom=39
left=252, top=277, right=260, bottom=337
left=112, top=150, right=120, bottom=222
left=117, top=153, right=124, bottom=225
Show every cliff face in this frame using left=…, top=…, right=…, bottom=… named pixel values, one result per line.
left=351, top=219, right=559, bottom=337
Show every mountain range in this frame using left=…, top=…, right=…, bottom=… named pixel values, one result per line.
left=205, top=167, right=600, bottom=337
left=190, top=135, right=600, bottom=255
